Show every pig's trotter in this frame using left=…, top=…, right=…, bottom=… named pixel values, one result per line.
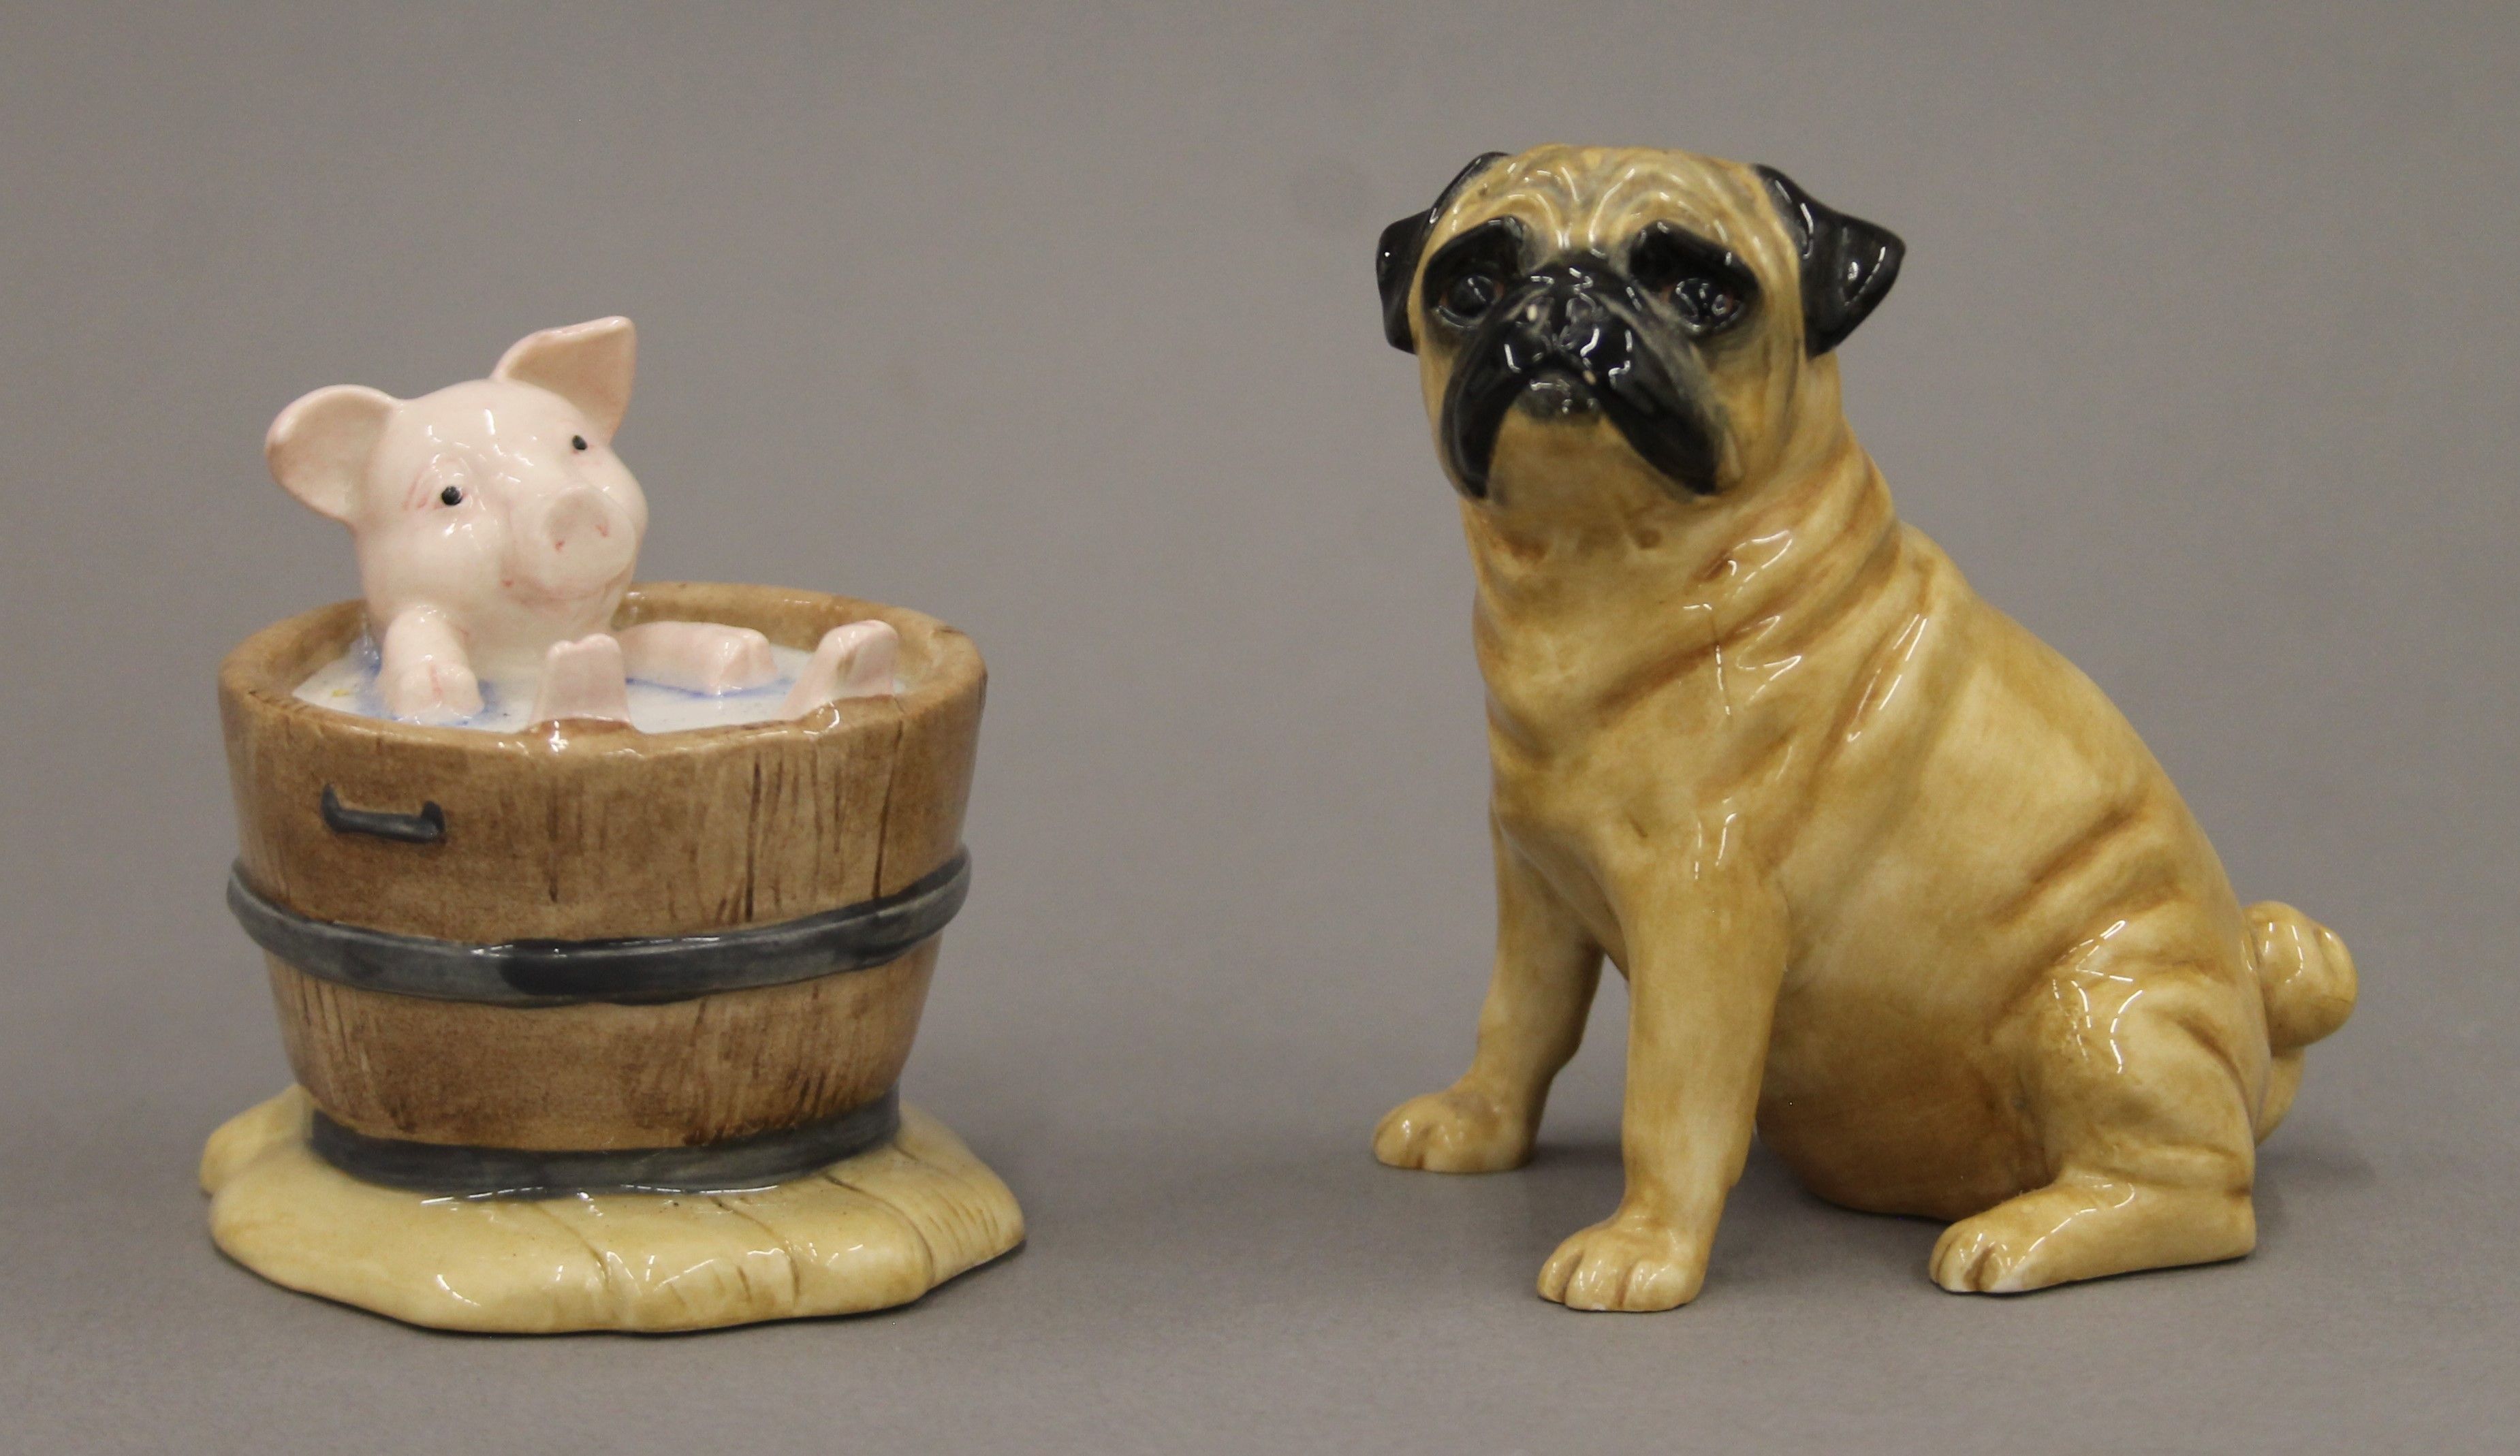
left=614, top=621, right=776, bottom=693
left=384, top=660, right=484, bottom=723
left=376, top=609, right=483, bottom=723
left=700, top=628, right=776, bottom=692
left=530, top=634, right=631, bottom=725
left=781, top=621, right=901, bottom=716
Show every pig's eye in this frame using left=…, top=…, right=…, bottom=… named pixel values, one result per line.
left=571, top=435, right=588, bottom=452
left=439, top=486, right=463, bottom=507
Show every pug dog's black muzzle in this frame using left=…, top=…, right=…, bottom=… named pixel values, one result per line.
left=1438, top=257, right=1720, bottom=501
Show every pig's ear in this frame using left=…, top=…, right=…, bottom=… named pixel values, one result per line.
left=266, top=385, right=396, bottom=522
left=492, top=317, right=635, bottom=440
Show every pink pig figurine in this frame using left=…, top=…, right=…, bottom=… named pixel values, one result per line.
left=264, top=317, right=896, bottom=725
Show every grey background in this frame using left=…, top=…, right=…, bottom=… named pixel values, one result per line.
left=3, top=2, right=2513, bottom=1451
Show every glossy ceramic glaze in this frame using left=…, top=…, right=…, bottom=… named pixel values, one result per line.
left=1370, top=145, right=2357, bottom=1309
left=266, top=318, right=896, bottom=725
left=204, top=1088, right=1023, bottom=1333
left=208, top=582, right=1019, bottom=1330
left=294, top=637, right=837, bottom=733
left=221, top=583, right=978, bottom=1149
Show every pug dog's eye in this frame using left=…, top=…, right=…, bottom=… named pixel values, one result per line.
left=1627, top=221, right=1757, bottom=336
left=571, top=435, right=588, bottom=452
left=439, top=485, right=464, bottom=507
left=1671, top=276, right=1742, bottom=329
left=1421, top=216, right=1531, bottom=334
left=1440, top=272, right=1502, bottom=323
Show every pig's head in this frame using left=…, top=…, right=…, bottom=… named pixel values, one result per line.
left=266, top=317, right=651, bottom=680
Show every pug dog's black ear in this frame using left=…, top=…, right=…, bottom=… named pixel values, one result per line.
left=1755, top=165, right=1904, bottom=355
left=1377, top=152, right=1509, bottom=353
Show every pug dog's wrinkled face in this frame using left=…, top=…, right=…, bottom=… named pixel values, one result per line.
left=1378, top=146, right=1902, bottom=503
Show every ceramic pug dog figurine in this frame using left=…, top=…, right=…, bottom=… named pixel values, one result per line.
left=1369, top=146, right=2357, bottom=1309
left=267, top=317, right=896, bottom=726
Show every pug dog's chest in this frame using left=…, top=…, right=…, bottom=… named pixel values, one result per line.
left=1487, top=661, right=1770, bottom=924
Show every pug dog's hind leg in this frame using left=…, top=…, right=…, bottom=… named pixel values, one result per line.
left=1540, top=866, right=1789, bottom=1311
left=1932, top=937, right=2262, bottom=1295
left=1375, top=826, right=1603, bottom=1173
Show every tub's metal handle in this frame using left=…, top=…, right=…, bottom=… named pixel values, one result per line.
left=321, top=785, right=446, bottom=844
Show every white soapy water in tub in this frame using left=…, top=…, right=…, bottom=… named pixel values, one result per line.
left=294, top=637, right=837, bottom=733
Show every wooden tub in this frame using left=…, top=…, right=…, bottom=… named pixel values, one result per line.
left=218, top=582, right=982, bottom=1195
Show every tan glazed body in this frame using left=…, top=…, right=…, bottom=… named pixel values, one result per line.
left=1370, top=146, right=2356, bottom=1308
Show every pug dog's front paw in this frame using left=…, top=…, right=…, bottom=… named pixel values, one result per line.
left=1539, top=1215, right=1709, bottom=1312
left=1372, top=1083, right=1537, bottom=1173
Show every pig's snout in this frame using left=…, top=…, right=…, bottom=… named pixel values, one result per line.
left=541, top=490, right=616, bottom=552
left=514, top=488, right=635, bottom=597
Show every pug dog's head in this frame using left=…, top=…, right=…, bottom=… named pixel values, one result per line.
left=1377, top=146, right=1902, bottom=504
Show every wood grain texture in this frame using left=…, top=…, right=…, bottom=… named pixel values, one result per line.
left=202, top=1088, right=1024, bottom=1333
left=219, top=583, right=984, bottom=1151
left=221, top=582, right=983, bottom=940
left=268, top=942, right=934, bottom=1149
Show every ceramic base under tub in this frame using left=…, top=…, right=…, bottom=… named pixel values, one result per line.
left=201, top=1088, right=1024, bottom=1333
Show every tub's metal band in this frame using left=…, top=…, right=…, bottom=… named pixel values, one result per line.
left=309, top=1088, right=902, bottom=1199
left=226, top=849, right=969, bottom=1006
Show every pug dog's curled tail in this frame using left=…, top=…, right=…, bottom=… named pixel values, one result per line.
left=2246, top=901, right=2357, bottom=1137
